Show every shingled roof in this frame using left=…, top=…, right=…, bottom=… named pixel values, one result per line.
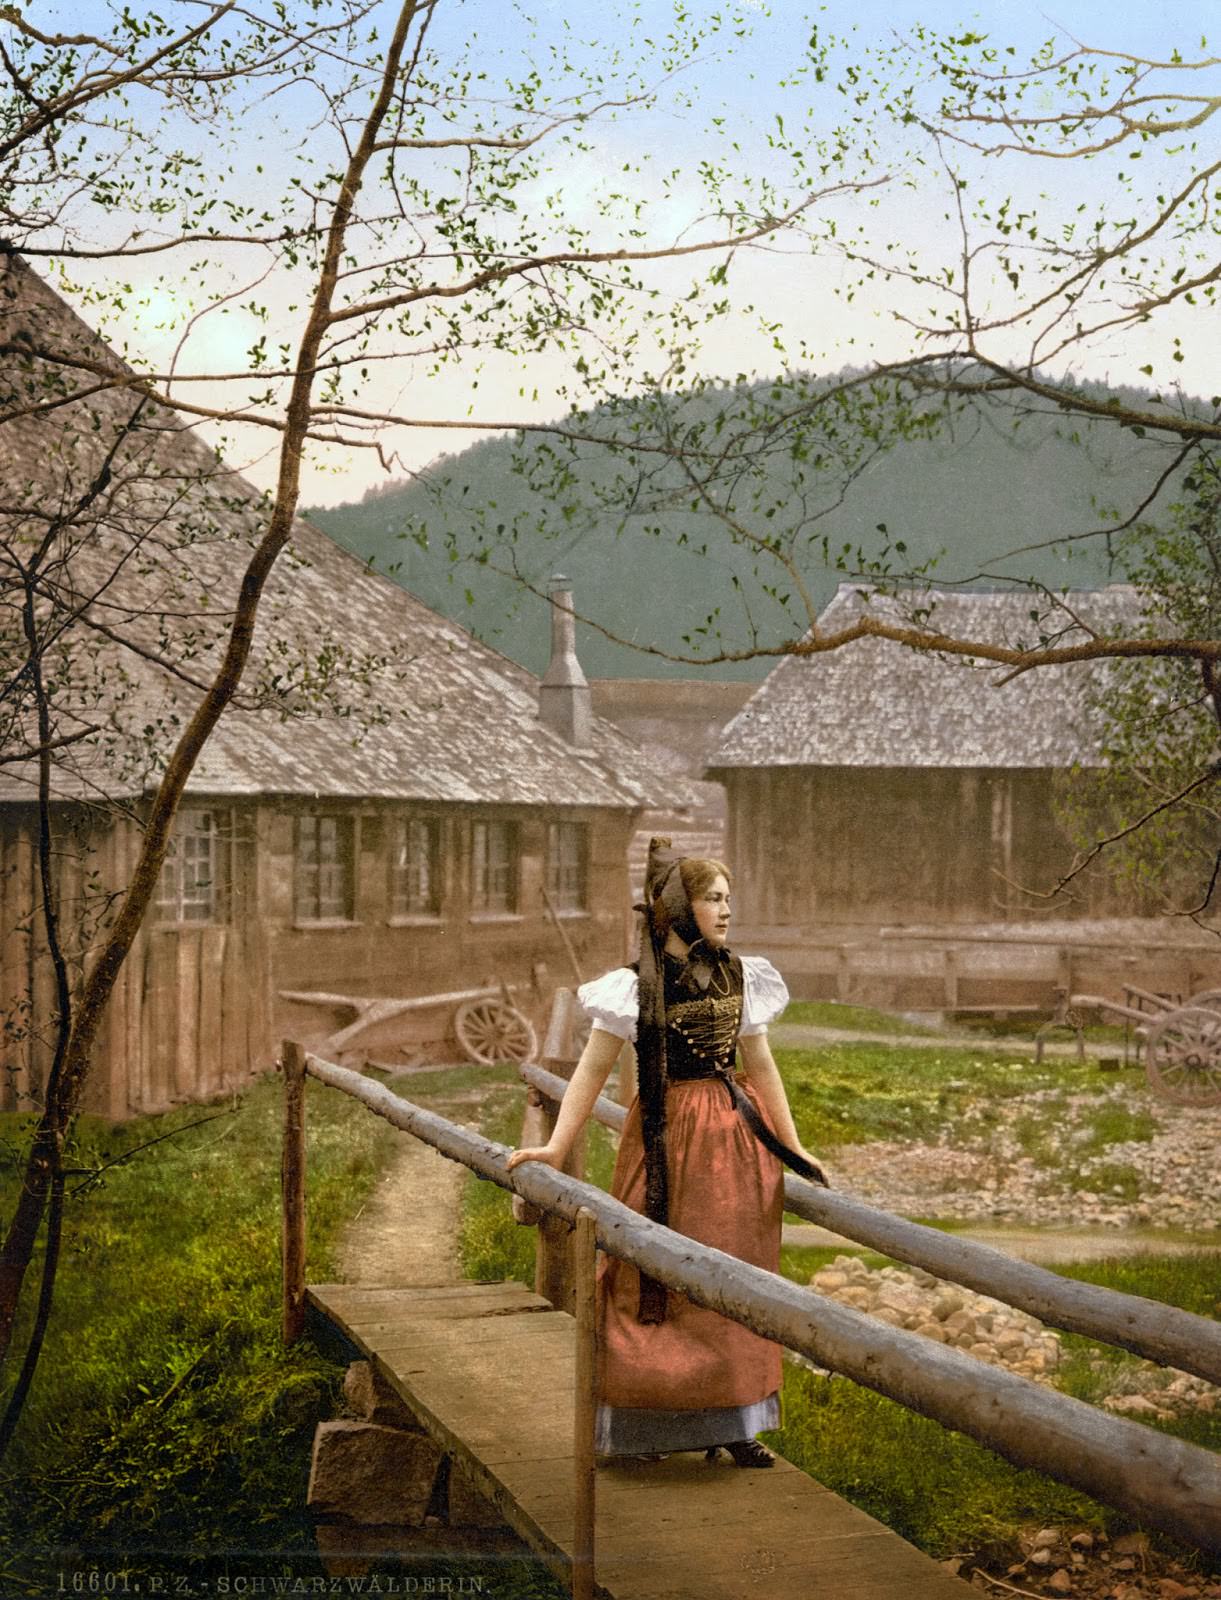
left=706, top=583, right=1148, bottom=771
left=0, top=257, right=675, bottom=811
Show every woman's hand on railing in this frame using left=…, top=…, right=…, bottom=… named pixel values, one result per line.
left=506, top=1143, right=565, bottom=1173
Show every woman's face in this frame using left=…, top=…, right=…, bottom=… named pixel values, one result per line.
left=691, top=872, right=731, bottom=947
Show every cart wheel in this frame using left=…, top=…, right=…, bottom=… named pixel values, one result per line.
left=455, top=998, right=539, bottom=1066
left=1185, top=988, right=1221, bottom=1013
left=1145, top=1006, right=1221, bottom=1106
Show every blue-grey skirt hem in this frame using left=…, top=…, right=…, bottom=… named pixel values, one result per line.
left=594, top=1393, right=780, bottom=1456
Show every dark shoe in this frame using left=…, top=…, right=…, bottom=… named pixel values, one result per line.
left=705, top=1439, right=775, bottom=1468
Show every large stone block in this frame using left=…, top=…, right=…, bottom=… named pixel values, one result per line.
left=308, top=1420, right=441, bottom=1526
left=314, top=1520, right=529, bottom=1578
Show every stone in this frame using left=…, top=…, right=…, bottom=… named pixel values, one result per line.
left=1112, top=1533, right=1150, bottom=1558
left=307, top=1420, right=442, bottom=1526
left=1047, top=1569, right=1074, bottom=1594
left=314, top=1519, right=527, bottom=1576
left=342, top=1360, right=422, bottom=1429
left=1030, top=1548, right=1053, bottom=1567
left=994, top=1328, right=1029, bottom=1352
left=447, top=1460, right=508, bottom=1529
left=1032, top=1529, right=1061, bottom=1550
left=933, top=1290, right=965, bottom=1320
left=915, top=1321, right=947, bottom=1343
left=943, top=1309, right=976, bottom=1338
left=1070, top=1532, right=1095, bottom=1551
left=1156, top=1582, right=1196, bottom=1600
left=1104, top=1394, right=1161, bottom=1417
left=813, top=1269, right=850, bottom=1291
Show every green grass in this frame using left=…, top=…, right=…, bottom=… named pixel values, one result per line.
left=773, top=1038, right=1080, bottom=1149
left=779, top=1000, right=938, bottom=1036
left=0, top=1073, right=576, bottom=1600
left=462, top=1057, right=1219, bottom=1570
left=458, top=1074, right=618, bottom=1283
left=772, top=1251, right=1221, bottom=1566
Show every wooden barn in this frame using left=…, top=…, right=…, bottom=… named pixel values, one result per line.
left=0, top=258, right=671, bottom=1119
left=698, top=583, right=1221, bottom=1008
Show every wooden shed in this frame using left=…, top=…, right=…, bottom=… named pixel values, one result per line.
left=0, top=258, right=671, bottom=1118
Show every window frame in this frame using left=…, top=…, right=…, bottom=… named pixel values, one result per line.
left=153, top=806, right=231, bottom=925
left=470, top=817, right=520, bottom=916
left=293, top=812, right=357, bottom=924
left=389, top=813, right=442, bottom=920
left=546, top=818, right=590, bottom=915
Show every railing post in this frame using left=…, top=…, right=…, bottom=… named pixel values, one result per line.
left=572, top=1206, right=597, bottom=1600
left=535, top=989, right=587, bottom=1312
left=281, top=1038, right=307, bottom=1345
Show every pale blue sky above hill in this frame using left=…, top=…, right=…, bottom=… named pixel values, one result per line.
left=20, top=0, right=1218, bottom=501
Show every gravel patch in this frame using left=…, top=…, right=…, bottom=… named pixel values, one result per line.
left=829, top=1083, right=1221, bottom=1233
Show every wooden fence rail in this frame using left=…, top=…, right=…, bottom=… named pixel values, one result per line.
left=294, top=1049, right=1221, bottom=1556
left=519, top=1061, right=1221, bottom=1386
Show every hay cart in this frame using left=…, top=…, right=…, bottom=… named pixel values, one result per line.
left=280, top=981, right=539, bottom=1067
left=1045, top=983, right=1221, bottom=1106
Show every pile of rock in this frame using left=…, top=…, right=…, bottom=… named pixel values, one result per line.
left=806, top=1256, right=1062, bottom=1381
left=1098, top=1364, right=1219, bottom=1422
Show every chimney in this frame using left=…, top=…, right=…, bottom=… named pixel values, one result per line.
left=539, top=573, right=593, bottom=746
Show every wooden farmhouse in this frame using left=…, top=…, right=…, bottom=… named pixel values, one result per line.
left=699, top=583, right=1221, bottom=1008
left=0, top=258, right=671, bottom=1119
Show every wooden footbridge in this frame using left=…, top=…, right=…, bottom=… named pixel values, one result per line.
left=281, top=1012, right=1221, bottom=1599
left=307, top=1278, right=971, bottom=1598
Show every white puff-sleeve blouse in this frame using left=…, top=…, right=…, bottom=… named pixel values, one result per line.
left=577, top=956, right=789, bottom=1044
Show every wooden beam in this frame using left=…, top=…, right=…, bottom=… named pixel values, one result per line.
left=299, top=1050, right=1221, bottom=1555
left=518, top=1061, right=1221, bottom=1389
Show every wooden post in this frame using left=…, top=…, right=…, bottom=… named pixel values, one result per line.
left=281, top=1039, right=307, bottom=1345
left=572, top=1206, right=597, bottom=1600
left=535, top=989, right=587, bottom=1312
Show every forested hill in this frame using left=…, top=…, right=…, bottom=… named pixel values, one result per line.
left=306, top=377, right=1181, bottom=681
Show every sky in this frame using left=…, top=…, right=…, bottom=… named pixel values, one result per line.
left=14, top=0, right=1220, bottom=504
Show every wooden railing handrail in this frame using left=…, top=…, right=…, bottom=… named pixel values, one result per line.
left=300, top=1049, right=1221, bottom=1556
left=519, top=1061, right=1221, bottom=1387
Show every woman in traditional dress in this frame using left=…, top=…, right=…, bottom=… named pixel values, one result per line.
left=507, top=842, right=827, bottom=1468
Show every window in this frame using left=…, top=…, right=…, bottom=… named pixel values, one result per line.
left=547, top=820, right=589, bottom=912
left=294, top=814, right=354, bottom=921
left=155, top=808, right=228, bottom=923
left=471, top=819, right=518, bottom=913
left=391, top=816, right=441, bottom=917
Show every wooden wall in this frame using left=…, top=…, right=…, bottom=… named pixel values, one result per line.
left=1, top=798, right=637, bottom=1119
left=720, top=766, right=1146, bottom=928
left=268, top=800, right=636, bottom=1051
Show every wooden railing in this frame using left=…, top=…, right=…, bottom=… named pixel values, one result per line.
left=280, top=1041, right=1221, bottom=1579
left=519, top=1061, right=1221, bottom=1385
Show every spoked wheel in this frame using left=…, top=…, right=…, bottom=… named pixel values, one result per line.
left=1185, top=988, right=1221, bottom=1012
left=1144, top=1006, right=1221, bottom=1106
left=454, top=998, right=538, bottom=1066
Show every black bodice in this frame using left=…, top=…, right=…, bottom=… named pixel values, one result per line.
left=662, top=951, right=744, bottom=1080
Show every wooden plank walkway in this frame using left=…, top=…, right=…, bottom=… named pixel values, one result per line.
left=308, top=1279, right=975, bottom=1600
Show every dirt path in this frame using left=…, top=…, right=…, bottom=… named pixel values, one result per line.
left=769, top=1021, right=1119, bottom=1057
left=336, top=1118, right=467, bottom=1285
left=781, top=1222, right=1221, bottom=1262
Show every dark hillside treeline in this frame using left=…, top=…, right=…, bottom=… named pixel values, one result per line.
left=306, top=374, right=1185, bottom=680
